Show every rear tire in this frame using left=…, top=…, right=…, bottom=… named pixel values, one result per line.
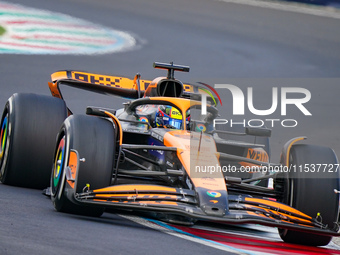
left=51, top=115, right=115, bottom=217
left=278, top=144, right=339, bottom=246
left=0, top=93, right=67, bottom=189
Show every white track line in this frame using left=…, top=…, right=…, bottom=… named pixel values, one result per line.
left=119, top=214, right=271, bottom=255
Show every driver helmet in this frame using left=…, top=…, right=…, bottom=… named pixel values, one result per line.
left=155, top=105, right=183, bottom=129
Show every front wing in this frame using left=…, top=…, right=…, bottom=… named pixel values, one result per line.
left=69, top=183, right=340, bottom=237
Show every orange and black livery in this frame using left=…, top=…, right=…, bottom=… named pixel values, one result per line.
left=1, top=62, right=339, bottom=247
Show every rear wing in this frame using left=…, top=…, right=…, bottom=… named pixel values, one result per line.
left=49, top=70, right=152, bottom=99
left=48, top=70, right=218, bottom=104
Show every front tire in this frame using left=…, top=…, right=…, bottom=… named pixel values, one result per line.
left=278, top=144, right=340, bottom=246
left=51, top=115, right=115, bottom=217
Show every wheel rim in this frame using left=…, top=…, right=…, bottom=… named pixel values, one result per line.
left=0, top=113, right=8, bottom=168
left=51, top=135, right=66, bottom=196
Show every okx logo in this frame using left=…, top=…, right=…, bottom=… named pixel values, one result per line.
left=200, top=84, right=312, bottom=128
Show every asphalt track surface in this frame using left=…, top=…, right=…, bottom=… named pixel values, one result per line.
left=1, top=0, right=340, bottom=254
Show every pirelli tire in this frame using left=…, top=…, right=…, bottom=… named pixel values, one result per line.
left=51, top=115, right=115, bottom=217
left=279, top=144, right=340, bottom=246
left=0, top=93, right=67, bottom=189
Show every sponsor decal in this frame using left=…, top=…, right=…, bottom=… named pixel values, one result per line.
left=206, top=191, right=221, bottom=198
left=195, top=123, right=206, bottom=132
left=139, top=116, right=148, bottom=123
left=246, top=148, right=268, bottom=162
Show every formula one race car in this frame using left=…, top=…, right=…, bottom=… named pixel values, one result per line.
left=0, top=62, right=339, bottom=246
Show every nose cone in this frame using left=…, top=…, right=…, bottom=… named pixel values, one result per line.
left=196, top=188, right=228, bottom=217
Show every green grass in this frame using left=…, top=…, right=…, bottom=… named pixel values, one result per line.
left=0, top=26, right=6, bottom=36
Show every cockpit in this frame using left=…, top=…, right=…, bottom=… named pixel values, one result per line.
left=117, top=97, right=218, bottom=133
